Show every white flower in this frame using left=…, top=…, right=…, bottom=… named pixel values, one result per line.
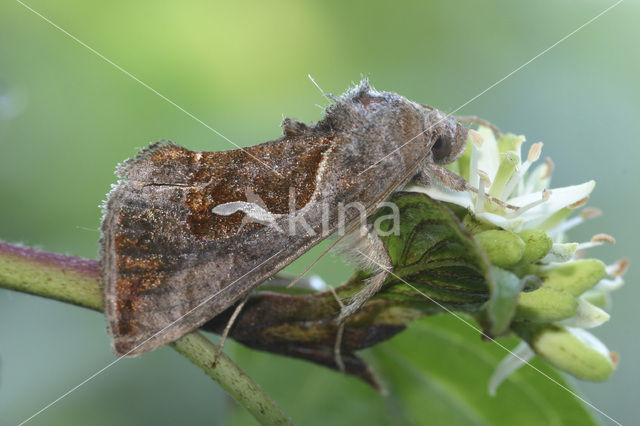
left=406, top=126, right=595, bottom=233
left=408, top=125, right=627, bottom=393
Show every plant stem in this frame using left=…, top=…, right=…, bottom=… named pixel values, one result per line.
left=172, top=332, right=293, bottom=425
left=0, top=242, right=294, bottom=426
left=0, top=242, right=102, bottom=311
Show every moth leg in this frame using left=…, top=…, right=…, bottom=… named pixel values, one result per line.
left=328, top=285, right=347, bottom=374
left=332, top=226, right=392, bottom=373
left=213, top=294, right=250, bottom=367
left=336, top=269, right=390, bottom=323
left=418, top=162, right=518, bottom=210
left=337, top=224, right=393, bottom=323
left=333, top=269, right=390, bottom=374
left=416, top=162, right=469, bottom=191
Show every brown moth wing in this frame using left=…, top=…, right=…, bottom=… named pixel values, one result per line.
left=101, top=82, right=464, bottom=356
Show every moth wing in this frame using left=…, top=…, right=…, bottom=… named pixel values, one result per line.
left=101, top=138, right=336, bottom=356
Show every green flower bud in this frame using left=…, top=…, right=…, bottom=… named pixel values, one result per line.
left=519, top=229, right=553, bottom=264
left=475, top=230, right=525, bottom=268
left=527, top=326, right=616, bottom=381
left=515, top=286, right=577, bottom=322
left=542, top=259, right=607, bottom=296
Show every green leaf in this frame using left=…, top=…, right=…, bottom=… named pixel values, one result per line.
left=373, top=193, right=492, bottom=311
left=374, top=193, right=524, bottom=337
left=370, top=315, right=599, bottom=426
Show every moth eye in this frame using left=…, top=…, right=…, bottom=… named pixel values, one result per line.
left=432, top=136, right=444, bottom=151
left=431, top=136, right=452, bottom=163
left=431, top=122, right=468, bottom=164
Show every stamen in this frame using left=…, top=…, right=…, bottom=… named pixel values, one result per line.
left=469, top=144, right=479, bottom=189
left=502, top=143, right=543, bottom=200
left=527, top=142, right=543, bottom=162
left=576, top=233, right=616, bottom=250
left=569, top=196, right=590, bottom=209
left=576, top=242, right=601, bottom=250
left=610, top=352, right=620, bottom=368
left=547, top=206, right=602, bottom=237
left=592, top=233, right=616, bottom=244
left=475, top=171, right=487, bottom=212
left=539, top=208, right=573, bottom=232
left=547, top=217, right=579, bottom=237
left=523, top=157, right=551, bottom=194
left=542, top=157, right=554, bottom=179
left=468, top=129, right=484, bottom=147
left=606, top=258, right=629, bottom=277
left=477, top=169, right=492, bottom=188
left=580, top=207, right=602, bottom=220
left=506, top=190, right=551, bottom=218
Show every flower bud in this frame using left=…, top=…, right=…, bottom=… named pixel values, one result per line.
left=526, top=326, right=616, bottom=381
left=519, top=229, right=553, bottom=264
left=475, top=230, right=525, bottom=268
left=542, top=259, right=606, bottom=296
left=515, top=286, right=577, bottom=322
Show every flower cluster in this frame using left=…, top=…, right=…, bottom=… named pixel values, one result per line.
left=407, top=126, right=627, bottom=393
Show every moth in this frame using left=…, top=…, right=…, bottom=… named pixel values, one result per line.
left=101, top=80, right=470, bottom=356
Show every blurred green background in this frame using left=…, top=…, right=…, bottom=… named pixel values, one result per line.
left=1, top=0, right=638, bottom=424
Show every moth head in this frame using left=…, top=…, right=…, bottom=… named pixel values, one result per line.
left=430, top=116, right=468, bottom=165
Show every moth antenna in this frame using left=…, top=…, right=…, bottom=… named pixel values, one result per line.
left=454, top=115, right=503, bottom=137
left=308, top=74, right=338, bottom=102
left=308, top=74, right=325, bottom=95
left=465, top=183, right=518, bottom=210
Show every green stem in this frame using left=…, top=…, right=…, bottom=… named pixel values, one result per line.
left=0, top=242, right=103, bottom=311
left=172, top=332, right=293, bottom=425
left=0, top=242, right=294, bottom=426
